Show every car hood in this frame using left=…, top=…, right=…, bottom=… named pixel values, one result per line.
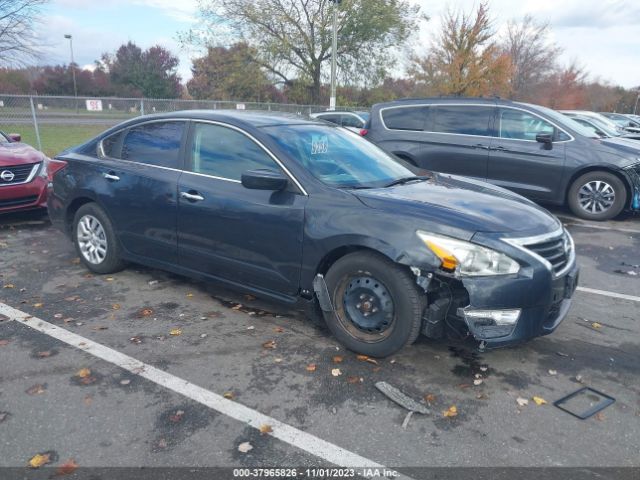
left=353, top=174, right=560, bottom=235
left=0, top=142, right=44, bottom=167
left=594, top=137, right=640, bottom=162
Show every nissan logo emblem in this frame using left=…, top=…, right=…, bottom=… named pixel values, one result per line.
left=0, top=170, right=15, bottom=182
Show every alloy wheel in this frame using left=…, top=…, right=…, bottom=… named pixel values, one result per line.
left=578, top=180, right=615, bottom=214
left=77, top=214, right=108, bottom=265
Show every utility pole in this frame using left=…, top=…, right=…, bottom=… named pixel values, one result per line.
left=64, top=34, right=78, bottom=111
left=329, top=0, right=341, bottom=111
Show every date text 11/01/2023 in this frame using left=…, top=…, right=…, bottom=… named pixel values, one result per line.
left=232, top=468, right=400, bottom=478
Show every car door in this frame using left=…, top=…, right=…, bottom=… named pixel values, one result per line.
left=96, top=120, right=186, bottom=264
left=418, top=104, right=495, bottom=180
left=488, top=108, right=566, bottom=202
left=177, top=121, right=307, bottom=296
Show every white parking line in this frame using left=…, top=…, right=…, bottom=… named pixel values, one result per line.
left=563, top=222, right=640, bottom=235
left=0, top=302, right=413, bottom=480
left=577, top=286, right=640, bottom=303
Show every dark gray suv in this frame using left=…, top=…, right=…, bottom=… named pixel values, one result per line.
left=366, top=98, right=640, bottom=220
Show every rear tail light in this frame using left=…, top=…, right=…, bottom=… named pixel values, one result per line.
left=359, top=129, right=368, bottom=136
left=39, top=157, right=67, bottom=181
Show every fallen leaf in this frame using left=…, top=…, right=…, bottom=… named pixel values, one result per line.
left=26, top=384, right=46, bottom=395
left=3, top=284, right=14, bottom=289
left=595, top=412, right=605, bottom=421
left=83, top=395, right=93, bottom=406
left=356, top=354, right=369, bottom=361
left=0, top=339, right=10, bottom=346
left=516, top=397, right=529, bottom=407
left=424, top=394, right=436, bottom=404
left=244, top=294, right=256, bottom=301
left=591, top=322, right=602, bottom=329
left=37, top=351, right=51, bottom=358
left=306, top=363, right=317, bottom=372
left=92, top=326, right=108, bottom=331
left=259, top=424, right=273, bottom=435
left=366, top=357, right=379, bottom=365
left=457, top=383, right=471, bottom=389
left=262, top=340, right=276, bottom=349
left=28, top=453, right=51, bottom=468
left=33, top=303, right=43, bottom=308
left=0, top=412, right=9, bottom=422
left=169, top=410, right=185, bottom=423
left=105, top=277, right=114, bottom=282
left=112, top=304, right=120, bottom=310
left=130, top=336, right=142, bottom=344
left=139, top=308, right=153, bottom=317
left=273, top=326, right=284, bottom=333
left=56, top=459, right=79, bottom=475
left=548, top=369, right=558, bottom=376
left=238, top=442, right=253, bottom=453
left=346, top=376, right=362, bottom=384
left=443, top=405, right=458, bottom=418
left=332, top=355, right=343, bottom=364
left=186, top=293, right=194, bottom=298
left=169, top=328, right=182, bottom=336
left=120, top=379, right=130, bottom=386
left=473, top=379, right=483, bottom=386
left=232, top=304, right=242, bottom=310
left=76, top=368, right=91, bottom=378
left=157, top=438, right=167, bottom=449
left=80, top=376, right=97, bottom=385
left=331, top=368, right=342, bottom=377
left=532, top=396, right=547, bottom=406
left=223, top=391, right=235, bottom=400
left=71, top=258, right=81, bottom=265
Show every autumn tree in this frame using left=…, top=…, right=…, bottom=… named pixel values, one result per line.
left=183, top=0, right=421, bottom=104
left=536, top=62, right=587, bottom=109
left=503, top=15, right=562, bottom=101
left=410, top=2, right=511, bottom=97
left=188, top=43, right=274, bottom=101
left=100, top=42, right=182, bottom=98
left=0, top=0, right=48, bottom=66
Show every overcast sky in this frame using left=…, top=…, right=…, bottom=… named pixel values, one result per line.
left=39, top=0, right=640, bottom=89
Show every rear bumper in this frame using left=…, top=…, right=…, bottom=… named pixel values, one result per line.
left=0, top=177, right=48, bottom=213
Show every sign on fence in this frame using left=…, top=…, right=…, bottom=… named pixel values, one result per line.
left=86, top=99, right=103, bottom=111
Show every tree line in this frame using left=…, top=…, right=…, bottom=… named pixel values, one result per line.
left=0, top=0, right=638, bottom=112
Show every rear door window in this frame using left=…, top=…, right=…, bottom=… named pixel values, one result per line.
left=498, top=109, right=554, bottom=141
left=430, top=105, right=494, bottom=136
left=121, top=121, right=185, bottom=168
left=99, top=130, right=125, bottom=158
left=381, top=106, right=428, bottom=131
left=340, top=114, right=364, bottom=128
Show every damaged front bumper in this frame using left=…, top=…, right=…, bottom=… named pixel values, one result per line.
left=420, top=227, right=580, bottom=349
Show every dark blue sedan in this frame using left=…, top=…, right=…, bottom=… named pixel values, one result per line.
left=48, top=111, right=579, bottom=357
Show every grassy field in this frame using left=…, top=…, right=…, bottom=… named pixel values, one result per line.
left=1, top=124, right=107, bottom=157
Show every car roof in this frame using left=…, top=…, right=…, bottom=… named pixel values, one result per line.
left=125, top=110, right=320, bottom=128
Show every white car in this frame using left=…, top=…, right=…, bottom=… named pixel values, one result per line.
left=560, top=110, right=623, bottom=133
left=310, top=110, right=370, bottom=134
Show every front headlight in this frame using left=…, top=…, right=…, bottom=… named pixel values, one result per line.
left=417, top=231, right=520, bottom=277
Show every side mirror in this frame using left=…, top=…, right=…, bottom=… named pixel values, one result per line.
left=536, top=133, right=553, bottom=145
left=241, top=169, right=288, bottom=191
left=8, top=133, right=21, bottom=142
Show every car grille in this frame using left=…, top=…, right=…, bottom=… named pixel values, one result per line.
left=0, top=163, right=40, bottom=185
left=0, top=195, right=39, bottom=208
left=522, top=231, right=571, bottom=275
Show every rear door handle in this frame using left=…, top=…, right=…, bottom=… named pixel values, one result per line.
left=103, top=172, right=120, bottom=182
left=180, top=191, right=205, bottom=202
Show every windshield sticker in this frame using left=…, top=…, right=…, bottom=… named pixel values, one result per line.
left=311, top=135, right=329, bottom=155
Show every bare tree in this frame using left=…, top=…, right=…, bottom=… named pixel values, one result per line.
left=0, top=0, right=48, bottom=66
left=410, top=2, right=511, bottom=97
left=183, top=0, right=421, bottom=104
left=503, top=15, right=562, bottom=101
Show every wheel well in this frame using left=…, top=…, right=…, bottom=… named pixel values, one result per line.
left=565, top=167, right=631, bottom=204
left=316, top=246, right=391, bottom=277
left=65, top=197, right=94, bottom=234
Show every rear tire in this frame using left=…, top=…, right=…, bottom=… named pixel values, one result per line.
left=73, top=203, right=125, bottom=274
left=568, top=171, right=627, bottom=221
left=322, top=251, right=424, bottom=357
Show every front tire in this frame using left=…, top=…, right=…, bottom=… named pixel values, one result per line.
left=568, top=171, right=627, bottom=221
left=73, top=203, right=125, bottom=274
left=322, top=251, right=424, bottom=357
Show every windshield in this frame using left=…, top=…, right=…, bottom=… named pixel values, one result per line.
left=262, top=124, right=414, bottom=189
left=535, top=106, right=604, bottom=138
left=589, top=118, right=620, bottom=137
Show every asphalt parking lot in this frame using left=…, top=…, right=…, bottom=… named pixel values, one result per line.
left=0, top=207, right=639, bottom=478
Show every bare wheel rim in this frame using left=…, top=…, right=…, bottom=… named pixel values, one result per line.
left=77, top=214, right=108, bottom=265
left=578, top=180, right=615, bottom=214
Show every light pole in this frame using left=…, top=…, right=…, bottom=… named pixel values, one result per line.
left=64, top=34, right=78, bottom=100
left=329, top=0, right=341, bottom=111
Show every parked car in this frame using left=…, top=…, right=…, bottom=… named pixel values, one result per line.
left=365, top=98, right=640, bottom=221
left=560, top=110, right=623, bottom=133
left=310, top=110, right=370, bottom=134
left=599, top=112, right=640, bottom=133
left=0, top=130, right=64, bottom=214
left=568, top=115, right=640, bottom=141
left=48, top=111, right=579, bottom=357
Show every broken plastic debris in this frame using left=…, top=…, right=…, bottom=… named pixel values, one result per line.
left=375, top=381, right=430, bottom=415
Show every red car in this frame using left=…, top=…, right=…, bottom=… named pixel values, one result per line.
left=0, top=131, right=65, bottom=214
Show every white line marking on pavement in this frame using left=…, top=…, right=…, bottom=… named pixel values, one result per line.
left=0, top=302, right=414, bottom=480
left=564, top=222, right=640, bottom=235
left=577, top=287, right=640, bottom=303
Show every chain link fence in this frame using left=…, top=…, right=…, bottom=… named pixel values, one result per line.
left=0, top=94, right=340, bottom=156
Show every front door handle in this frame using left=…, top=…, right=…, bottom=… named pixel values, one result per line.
left=103, top=172, right=120, bottom=182
left=180, top=191, right=205, bottom=202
